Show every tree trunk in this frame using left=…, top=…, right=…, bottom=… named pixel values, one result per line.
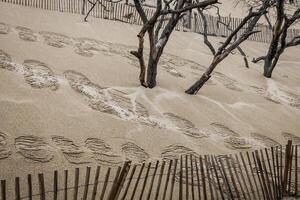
left=185, top=73, right=211, bottom=94
left=185, top=57, right=219, bottom=94
left=146, top=49, right=163, bottom=88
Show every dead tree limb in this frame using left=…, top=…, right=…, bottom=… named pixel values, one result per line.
left=84, top=0, right=109, bottom=21
left=186, top=0, right=271, bottom=95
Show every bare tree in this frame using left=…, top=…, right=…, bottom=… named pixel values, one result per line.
left=185, top=0, right=271, bottom=95
left=251, top=0, right=300, bottom=78
left=131, top=0, right=218, bottom=88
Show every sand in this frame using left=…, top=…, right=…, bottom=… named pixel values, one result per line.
left=0, top=1, right=299, bottom=197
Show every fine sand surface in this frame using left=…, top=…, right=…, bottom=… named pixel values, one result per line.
left=0, top=2, right=300, bottom=196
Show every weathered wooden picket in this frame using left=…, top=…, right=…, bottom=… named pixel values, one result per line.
left=0, top=141, right=298, bottom=199
left=0, top=0, right=299, bottom=44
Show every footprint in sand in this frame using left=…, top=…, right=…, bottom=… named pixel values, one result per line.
left=214, top=72, right=243, bottom=92
left=64, top=70, right=158, bottom=126
left=52, top=136, right=91, bottom=164
left=250, top=132, right=280, bottom=147
left=0, top=132, right=12, bottom=160
left=23, top=60, right=59, bottom=90
left=85, top=138, right=122, bottom=166
left=162, top=65, right=184, bottom=78
left=121, top=142, right=149, bottom=163
left=15, top=26, right=37, bottom=42
left=39, top=31, right=72, bottom=48
left=0, top=49, right=14, bottom=71
left=161, top=144, right=199, bottom=161
left=163, top=113, right=207, bottom=138
left=15, top=135, right=54, bottom=162
left=224, top=136, right=252, bottom=150
left=282, top=132, right=300, bottom=145
left=0, top=22, right=10, bottom=34
left=210, top=123, right=240, bottom=137
left=247, top=85, right=281, bottom=104
left=74, top=38, right=110, bottom=57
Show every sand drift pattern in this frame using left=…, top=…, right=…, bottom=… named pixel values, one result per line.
left=15, top=135, right=54, bottom=162
left=121, top=142, right=149, bottom=163
left=0, top=132, right=11, bottom=159
left=52, top=135, right=91, bottom=164
left=85, top=137, right=122, bottom=166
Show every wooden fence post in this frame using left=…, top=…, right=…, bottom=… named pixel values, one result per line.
left=1, top=180, right=6, bottom=200
left=64, top=170, right=68, bottom=200
left=38, top=174, right=45, bottom=200
left=54, top=170, right=58, bottom=200
left=27, top=174, right=32, bottom=200
left=283, top=140, right=293, bottom=195
left=15, top=177, right=21, bottom=200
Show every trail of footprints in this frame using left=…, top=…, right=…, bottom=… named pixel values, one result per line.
left=0, top=130, right=298, bottom=166
left=0, top=22, right=252, bottom=92
left=2, top=21, right=300, bottom=104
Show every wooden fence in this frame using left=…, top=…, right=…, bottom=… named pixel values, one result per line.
left=0, top=140, right=298, bottom=199
left=0, top=0, right=299, bottom=44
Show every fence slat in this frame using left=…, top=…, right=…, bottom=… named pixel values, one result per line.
left=27, top=174, right=32, bottom=200
left=38, top=174, right=45, bottom=200
left=162, top=160, right=172, bottom=200
left=295, top=145, right=298, bottom=197
left=99, top=167, right=111, bottom=200
left=82, top=167, right=91, bottom=200
left=190, top=155, right=195, bottom=200
left=121, top=164, right=137, bottom=200
left=139, top=162, right=151, bottom=199
left=146, top=160, right=159, bottom=200
left=91, top=166, right=100, bottom=200
left=73, top=168, right=79, bottom=200
left=185, top=155, right=189, bottom=200
left=64, top=170, right=68, bottom=200
left=130, top=163, right=145, bottom=200
left=54, top=170, right=58, bottom=200
left=169, top=159, right=178, bottom=200
left=154, top=161, right=165, bottom=200
left=15, top=177, right=21, bottom=200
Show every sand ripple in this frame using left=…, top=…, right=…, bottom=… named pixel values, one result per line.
left=52, top=136, right=91, bottom=164
left=210, top=123, right=240, bottom=137
left=161, top=144, right=199, bottom=161
left=15, top=135, right=54, bottom=162
left=250, top=133, right=279, bottom=147
left=0, top=132, right=11, bottom=160
left=85, top=138, right=122, bottom=165
left=121, top=142, right=149, bottom=163
left=163, top=113, right=207, bottom=138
